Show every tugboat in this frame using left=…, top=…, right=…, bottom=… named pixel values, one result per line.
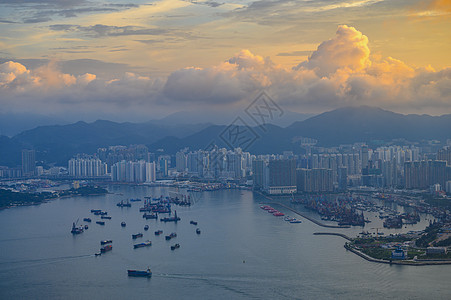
left=154, top=230, right=163, bottom=236
left=196, top=228, right=201, bottom=234
left=144, top=225, right=149, bottom=231
left=170, top=243, right=180, bottom=250
left=121, top=222, right=126, bottom=227
left=127, top=268, right=152, bottom=277
left=132, top=233, right=143, bottom=239
left=133, top=240, right=152, bottom=249
left=100, top=245, right=112, bottom=253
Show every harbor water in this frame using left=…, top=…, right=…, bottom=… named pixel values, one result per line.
left=0, top=185, right=450, bottom=299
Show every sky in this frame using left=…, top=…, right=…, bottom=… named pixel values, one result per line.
left=0, top=0, right=451, bottom=123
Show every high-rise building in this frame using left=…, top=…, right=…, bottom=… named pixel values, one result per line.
left=21, top=149, right=36, bottom=177
left=252, top=159, right=265, bottom=190
left=404, top=160, right=447, bottom=189
left=297, top=168, right=333, bottom=192
left=264, top=159, right=296, bottom=195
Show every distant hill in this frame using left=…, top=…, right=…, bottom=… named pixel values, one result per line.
left=1, top=106, right=450, bottom=166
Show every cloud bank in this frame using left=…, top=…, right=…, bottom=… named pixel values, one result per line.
left=1, top=25, right=450, bottom=118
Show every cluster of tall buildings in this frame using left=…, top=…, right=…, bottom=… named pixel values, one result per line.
left=68, top=156, right=107, bottom=178
left=111, top=160, right=156, bottom=183
left=175, top=147, right=252, bottom=180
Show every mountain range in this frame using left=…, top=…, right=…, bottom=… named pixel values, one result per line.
left=1, top=106, right=450, bottom=167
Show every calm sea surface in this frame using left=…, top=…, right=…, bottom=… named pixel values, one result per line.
left=0, top=185, right=450, bottom=299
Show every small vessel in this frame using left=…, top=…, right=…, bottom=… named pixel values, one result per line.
left=170, top=243, right=180, bottom=250
left=165, top=232, right=177, bottom=240
left=160, top=211, right=180, bottom=223
left=143, top=212, right=158, bottom=220
left=100, top=240, right=112, bottom=245
left=196, top=228, right=201, bottom=234
left=91, top=209, right=101, bottom=213
left=96, top=221, right=105, bottom=225
left=154, top=230, right=163, bottom=236
left=84, top=225, right=89, bottom=230
left=127, top=268, right=152, bottom=277
left=273, top=212, right=285, bottom=216
left=129, top=198, right=142, bottom=202
left=121, top=222, right=126, bottom=227
left=117, top=200, right=132, bottom=207
left=132, top=233, right=143, bottom=239
left=144, top=225, right=149, bottom=231
left=101, top=216, right=112, bottom=220
left=190, top=220, right=198, bottom=225
left=71, top=222, right=84, bottom=234
left=289, top=219, right=302, bottom=223
left=95, top=252, right=101, bottom=256
left=134, top=240, right=152, bottom=249
left=100, top=245, right=112, bottom=253
left=83, top=218, right=92, bottom=222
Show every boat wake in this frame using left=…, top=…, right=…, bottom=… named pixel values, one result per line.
left=0, top=254, right=93, bottom=272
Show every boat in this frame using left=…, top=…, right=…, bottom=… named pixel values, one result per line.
left=132, top=233, right=143, bottom=239
left=134, top=240, right=152, bottom=249
left=101, top=216, right=112, bottom=220
left=121, top=222, right=126, bottom=227
left=154, top=230, right=163, bottom=235
left=273, top=212, right=285, bottom=216
left=100, top=240, right=112, bottom=245
left=127, top=268, right=152, bottom=277
left=143, top=212, right=158, bottom=219
left=96, top=221, right=105, bottom=225
left=190, top=220, right=198, bottom=225
left=83, top=218, right=92, bottom=222
left=129, top=198, right=142, bottom=202
left=84, top=225, right=89, bottom=230
left=100, top=245, right=112, bottom=253
left=91, top=209, right=101, bottom=213
left=289, top=219, right=302, bottom=223
left=170, top=243, right=180, bottom=250
left=71, top=222, right=84, bottom=234
left=117, top=200, right=132, bottom=207
left=196, top=228, right=201, bottom=234
left=144, top=225, right=149, bottom=231
left=165, top=232, right=177, bottom=240
left=95, top=252, right=101, bottom=256
left=160, top=210, right=180, bottom=223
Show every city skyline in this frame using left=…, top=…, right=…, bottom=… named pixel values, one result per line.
left=1, top=0, right=450, bottom=124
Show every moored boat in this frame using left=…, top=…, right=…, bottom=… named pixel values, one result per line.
left=100, top=240, right=112, bottom=245
left=121, top=222, right=126, bottom=227
left=96, top=221, right=105, bottom=225
left=71, top=222, right=84, bottom=234
left=154, top=230, right=163, bottom=235
left=196, top=228, right=201, bottom=234
left=144, top=225, right=149, bottom=231
left=83, top=218, right=92, bottom=222
left=289, top=219, right=302, bottom=223
left=101, top=216, right=112, bottom=220
left=134, top=240, right=152, bottom=249
left=170, top=243, right=180, bottom=250
left=132, top=233, right=143, bottom=239
left=190, top=220, right=198, bottom=225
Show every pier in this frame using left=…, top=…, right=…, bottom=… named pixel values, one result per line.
left=264, top=201, right=351, bottom=229
left=313, top=232, right=352, bottom=241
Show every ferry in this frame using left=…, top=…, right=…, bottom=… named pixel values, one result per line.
left=100, top=240, right=112, bottom=245
left=127, top=268, right=152, bottom=277
left=134, top=240, right=152, bottom=249
left=132, top=233, right=143, bottom=239
left=100, top=245, right=112, bottom=253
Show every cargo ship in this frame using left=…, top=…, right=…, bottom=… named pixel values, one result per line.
left=134, top=240, right=152, bottom=249
left=127, top=268, right=152, bottom=277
